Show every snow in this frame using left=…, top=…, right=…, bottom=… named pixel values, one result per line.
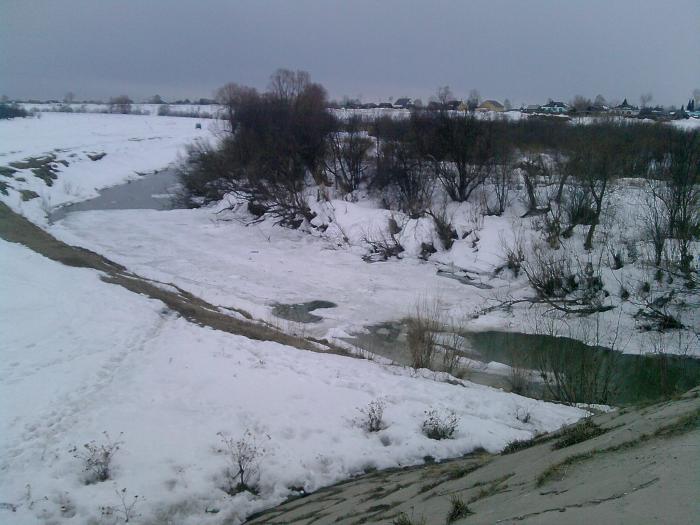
left=0, top=239, right=586, bottom=524
left=3, top=105, right=697, bottom=523
left=51, top=189, right=699, bottom=357
left=0, top=112, right=220, bottom=224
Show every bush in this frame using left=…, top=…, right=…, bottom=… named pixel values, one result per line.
left=393, top=512, right=426, bottom=525
left=0, top=103, right=28, bottom=119
left=217, top=430, right=266, bottom=495
left=552, top=419, right=606, bottom=449
left=421, top=409, right=459, bottom=440
left=446, top=495, right=472, bottom=522
left=406, top=306, right=440, bottom=370
left=71, top=431, right=123, bottom=484
left=427, top=206, right=458, bottom=250
left=100, top=488, right=140, bottom=523
left=523, top=250, right=577, bottom=298
left=355, top=399, right=387, bottom=432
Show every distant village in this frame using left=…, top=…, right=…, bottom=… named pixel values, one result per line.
left=329, top=95, right=700, bottom=121
left=5, top=92, right=700, bottom=122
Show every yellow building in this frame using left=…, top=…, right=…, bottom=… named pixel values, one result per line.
left=476, top=100, right=505, bottom=112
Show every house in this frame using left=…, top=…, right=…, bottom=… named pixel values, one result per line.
left=523, top=104, right=541, bottom=113
left=638, top=106, right=668, bottom=120
left=540, top=101, right=569, bottom=114
left=377, top=102, right=393, bottom=109
left=393, top=98, right=412, bottom=109
left=611, top=99, right=639, bottom=116
left=476, top=100, right=505, bottom=112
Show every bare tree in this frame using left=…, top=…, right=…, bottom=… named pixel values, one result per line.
left=570, top=95, right=592, bottom=112
left=641, top=178, right=670, bottom=267
left=593, top=94, right=607, bottom=107
left=467, top=89, right=480, bottom=112
left=487, top=140, right=514, bottom=216
left=215, top=82, right=259, bottom=132
left=63, top=91, right=75, bottom=103
left=653, top=130, right=700, bottom=272
left=640, top=92, right=653, bottom=108
left=109, top=95, right=132, bottom=114
left=325, top=116, right=372, bottom=194
left=267, top=68, right=311, bottom=101
left=436, top=85, right=453, bottom=109
left=436, top=115, right=493, bottom=202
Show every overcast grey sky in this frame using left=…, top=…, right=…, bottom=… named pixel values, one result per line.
left=1, top=0, right=698, bottom=106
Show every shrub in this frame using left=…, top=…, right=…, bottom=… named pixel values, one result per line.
left=109, top=95, right=133, bottom=114
left=71, top=431, right=123, bottom=484
left=100, top=488, right=139, bottom=523
left=552, top=419, right=606, bottom=449
left=393, top=512, right=426, bottom=525
left=0, top=103, right=28, bottom=119
left=361, top=220, right=405, bottom=262
left=407, top=316, right=438, bottom=370
left=406, top=298, right=448, bottom=370
left=355, top=399, right=387, bottom=432
left=422, top=409, right=459, bottom=440
left=446, top=495, right=472, bottom=522
left=427, top=206, right=458, bottom=250
left=502, top=234, right=526, bottom=277
left=515, top=407, right=531, bottom=424
left=217, top=430, right=266, bottom=495
left=523, top=250, right=577, bottom=298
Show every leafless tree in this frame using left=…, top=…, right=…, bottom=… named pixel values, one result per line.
left=267, top=68, right=311, bottom=101
left=436, top=115, right=492, bottom=202
left=487, top=140, right=514, bottom=216
left=215, top=82, right=259, bottom=132
left=467, top=89, right=480, bottom=112
left=109, top=95, right=132, bottom=114
left=436, top=85, right=453, bottom=109
left=325, top=116, right=372, bottom=194
left=653, top=130, right=700, bottom=272
left=570, top=95, right=592, bottom=112
left=641, top=178, right=669, bottom=267
left=63, top=91, right=75, bottom=103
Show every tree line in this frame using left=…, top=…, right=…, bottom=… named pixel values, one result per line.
left=179, top=69, right=699, bottom=268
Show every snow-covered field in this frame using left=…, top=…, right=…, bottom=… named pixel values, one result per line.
left=0, top=238, right=585, bottom=524
left=0, top=110, right=697, bottom=522
left=0, top=112, right=220, bottom=224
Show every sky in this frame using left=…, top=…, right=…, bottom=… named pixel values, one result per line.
left=1, top=0, right=699, bottom=106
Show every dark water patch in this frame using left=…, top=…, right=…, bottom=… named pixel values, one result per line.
left=272, top=300, right=337, bottom=323
left=49, top=169, right=182, bottom=222
left=347, top=321, right=700, bottom=405
left=464, top=331, right=700, bottom=404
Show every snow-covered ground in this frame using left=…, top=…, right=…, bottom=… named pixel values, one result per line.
left=2, top=112, right=697, bottom=357
left=2, top=106, right=697, bottom=523
left=48, top=188, right=700, bottom=357
left=0, top=239, right=586, bottom=524
left=0, top=112, right=220, bottom=224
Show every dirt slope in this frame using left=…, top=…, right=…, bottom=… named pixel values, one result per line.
left=247, top=389, right=700, bottom=524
